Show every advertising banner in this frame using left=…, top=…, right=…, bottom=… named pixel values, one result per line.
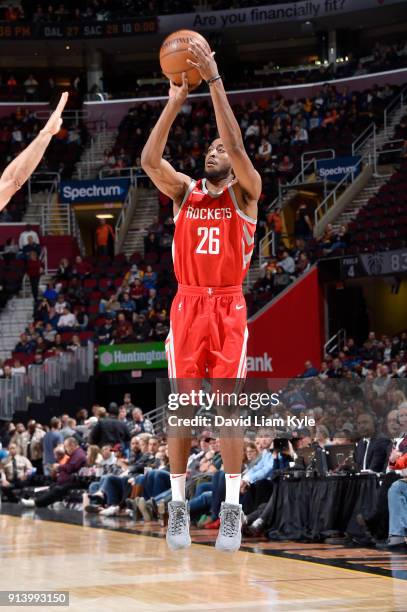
left=98, top=342, right=166, bottom=372
left=159, top=0, right=405, bottom=32
left=316, top=155, right=361, bottom=182
left=247, top=268, right=324, bottom=378
left=59, top=178, right=130, bottom=204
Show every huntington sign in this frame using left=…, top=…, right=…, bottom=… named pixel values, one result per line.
left=98, top=342, right=166, bottom=372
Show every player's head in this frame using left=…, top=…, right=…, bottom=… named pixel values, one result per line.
left=204, top=138, right=233, bottom=182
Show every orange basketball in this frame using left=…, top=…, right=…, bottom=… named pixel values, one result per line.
left=159, top=29, right=211, bottom=89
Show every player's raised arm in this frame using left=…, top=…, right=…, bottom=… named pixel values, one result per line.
left=187, top=42, right=261, bottom=212
left=141, top=74, right=192, bottom=207
left=0, top=92, right=68, bottom=212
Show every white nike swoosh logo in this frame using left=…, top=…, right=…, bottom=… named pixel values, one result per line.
left=236, top=305, right=244, bottom=310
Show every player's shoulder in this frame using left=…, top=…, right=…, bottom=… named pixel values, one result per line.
left=230, top=180, right=258, bottom=222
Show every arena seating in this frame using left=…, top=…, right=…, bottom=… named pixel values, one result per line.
left=0, top=245, right=174, bottom=370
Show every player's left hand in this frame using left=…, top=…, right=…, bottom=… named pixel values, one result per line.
left=42, top=91, right=69, bottom=136
left=187, top=40, right=218, bottom=82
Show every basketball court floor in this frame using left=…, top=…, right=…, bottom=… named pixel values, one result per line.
left=1, top=506, right=407, bottom=611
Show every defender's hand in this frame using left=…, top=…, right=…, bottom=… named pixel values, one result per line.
left=169, top=73, right=189, bottom=105
left=42, top=92, right=69, bottom=136
left=187, top=40, right=218, bottom=82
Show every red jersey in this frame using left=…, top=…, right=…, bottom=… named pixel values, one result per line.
left=172, top=179, right=256, bottom=287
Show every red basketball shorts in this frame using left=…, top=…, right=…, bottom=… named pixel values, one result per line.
left=165, top=284, right=248, bottom=379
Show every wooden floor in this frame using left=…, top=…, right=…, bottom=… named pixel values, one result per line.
left=1, top=512, right=407, bottom=612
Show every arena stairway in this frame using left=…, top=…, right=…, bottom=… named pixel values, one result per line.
left=73, top=129, right=117, bottom=180
left=0, top=292, right=34, bottom=362
left=330, top=172, right=391, bottom=234
left=120, top=188, right=159, bottom=259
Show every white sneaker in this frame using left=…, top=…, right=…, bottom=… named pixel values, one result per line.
left=166, top=501, right=191, bottom=550
left=100, top=505, right=120, bottom=516
left=20, top=498, right=35, bottom=508
left=215, top=502, right=243, bottom=552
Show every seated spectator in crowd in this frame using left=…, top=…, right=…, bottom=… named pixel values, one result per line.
left=143, top=265, right=157, bottom=290
left=57, top=306, right=77, bottom=331
left=119, top=393, right=136, bottom=417
left=273, top=266, right=291, bottom=293
left=43, top=282, right=58, bottom=303
left=355, top=412, right=391, bottom=473
left=97, top=319, right=114, bottom=344
left=291, top=125, right=308, bottom=143
left=278, top=250, right=295, bottom=275
left=11, top=359, right=26, bottom=376
left=0, top=442, right=33, bottom=503
left=56, top=258, right=72, bottom=281
left=133, top=313, right=152, bottom=342
left=15, top=332, right=36, bottom=354
left=18, top=226, right=39, bottom=250
left=113, top=313, right=133, bottom=342
left=128, top=407, right=155, bottom=436
left=120, top=292, right=136, bottom=313
left=71, top=255, right=91, bottom=279
left=21, top=437, right=86, bottom=508
left=302, top=360, right=319, bottom=378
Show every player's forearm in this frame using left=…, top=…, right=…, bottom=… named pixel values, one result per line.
left=209, top=79, right=244, bottom=151
left=1, top=130, right=52, bottom=189
left=141, top=98, right=181, bottom=169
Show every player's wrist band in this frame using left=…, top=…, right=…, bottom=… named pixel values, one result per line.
left=207, top=75, right=222, bottom=85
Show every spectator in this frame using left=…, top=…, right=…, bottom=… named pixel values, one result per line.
left=294, top=205, right=313, bottom=240
left=26, top=251, right=43, bottom=301
left=89, top=402, right=131, bottom=447
left=57, top=306, right=78, bottom=331
left=42, top=417, right=63, bottom=475
left=19, top=226, right=40, bottom=250
left=0, top=442, right=33, bottom=503
left=278, top=250, right=295, bottom=275
left=95, top=219, right=115, bottom=256
left=354, top=412, right=391, bottom=473
left=128, top=407, right=155, bottom=436
left=21, top=437, right=87, bottom=508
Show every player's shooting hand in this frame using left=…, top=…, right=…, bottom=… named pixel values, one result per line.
left=169, top=73, right=189, bottom=104
left=187, top=40, right=218, bottom=82
left=41, top=91, right=69, bottom=136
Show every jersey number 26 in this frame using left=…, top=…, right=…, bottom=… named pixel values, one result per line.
left=196, top=226, right=220, bottom=255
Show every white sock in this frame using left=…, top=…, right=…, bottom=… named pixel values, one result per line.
left=170, top=473, right=186, bottom=502
left=225, top=473, right=241, bottom=505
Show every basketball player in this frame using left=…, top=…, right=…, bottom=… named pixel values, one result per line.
left=0, top=92, right=68, bottom=212
left=141, top=41, right=261, bottom=552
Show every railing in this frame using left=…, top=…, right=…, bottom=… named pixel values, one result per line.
left=76, top=160, right=105, bottom=180
left=383, top=85, right=407, bottom=136
left=352, top=123, right=376, bottom=158
left=259, top=230, right=276, bottom=268
left=324, top=329, right=346, bottom=355
left=34, top=109, right=89, bottom=124
left=99, top=166, right=146, bottom=182
left=27, top=171, right=60, bottom=205
left=301, top=149, right=335, bottom=175
left=313, top=155, right=366, bottom=226
left=115, top=187, right=133, bottom=254
left=144, top=404, right=166, bottom=433
left=0, top=342, right=94, bottom=420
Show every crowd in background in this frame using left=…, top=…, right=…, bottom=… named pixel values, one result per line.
left=0, top=374, right=406, bottom=549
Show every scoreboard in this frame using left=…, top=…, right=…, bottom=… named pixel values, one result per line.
left=340, top=249, right=407, bottom=279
